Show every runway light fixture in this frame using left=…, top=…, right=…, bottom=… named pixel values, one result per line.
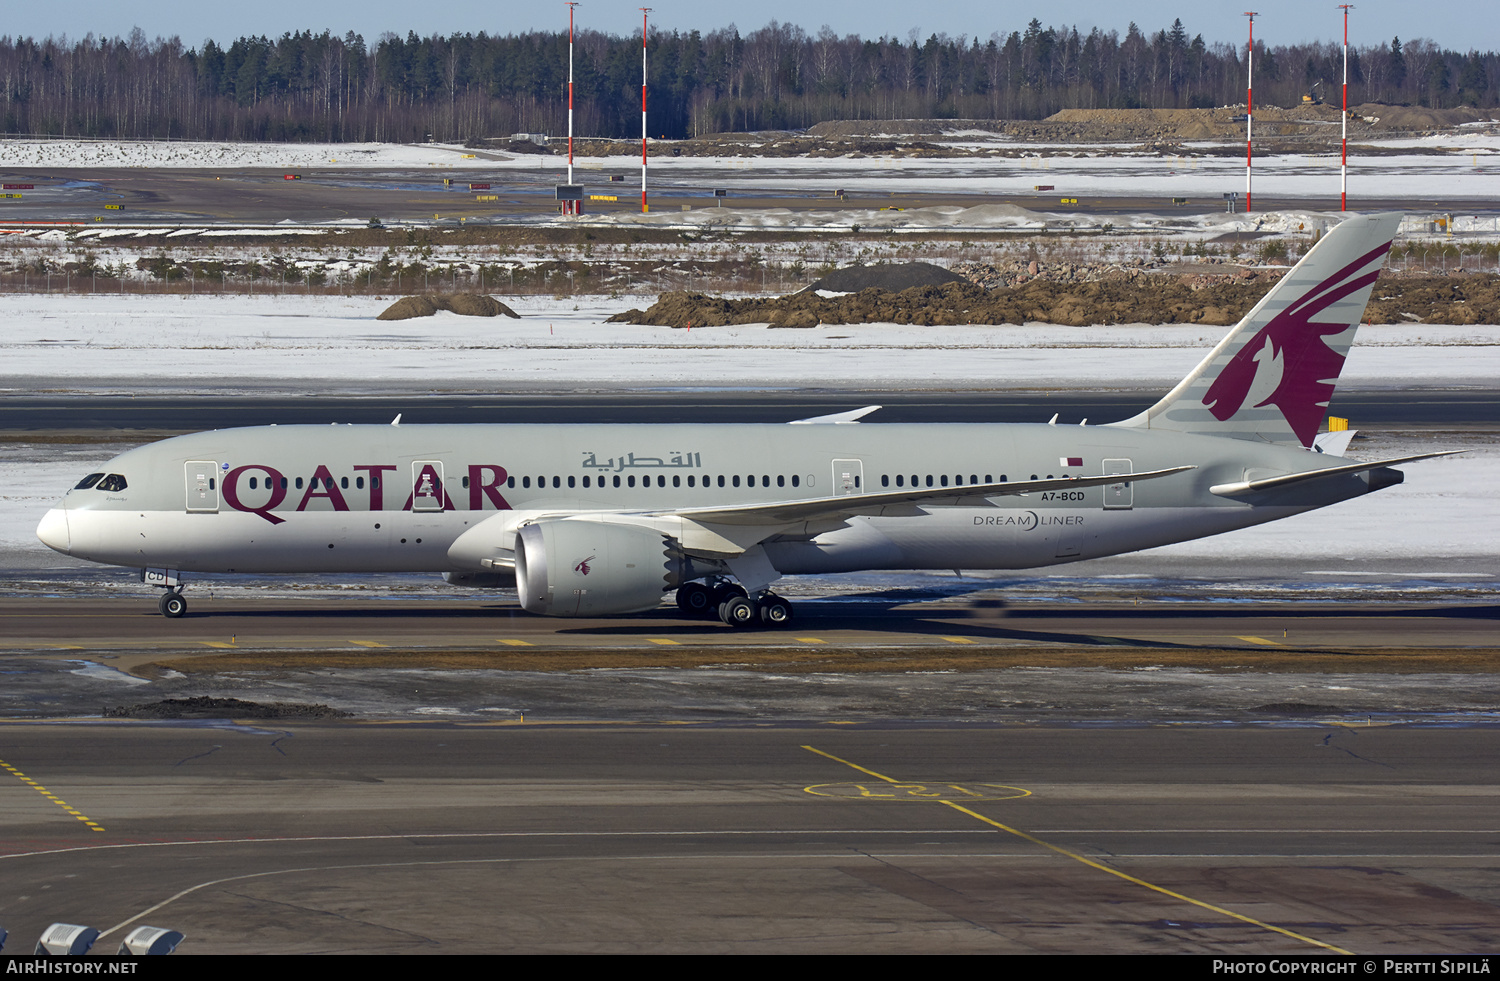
left=118, top=925, right=186, bottom=955
left=35, top=923, right=98, bottom=955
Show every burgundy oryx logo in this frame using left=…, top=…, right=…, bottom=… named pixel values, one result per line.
left=1202, top=241, right=1390, bottom=447
left=574, top=555, right=595, bottom=576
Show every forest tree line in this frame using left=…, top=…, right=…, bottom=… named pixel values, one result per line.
left=0, top=19, right=1493, bottom=142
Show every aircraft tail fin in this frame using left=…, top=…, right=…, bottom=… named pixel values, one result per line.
left=1111, top=212, right=1401, bottom=447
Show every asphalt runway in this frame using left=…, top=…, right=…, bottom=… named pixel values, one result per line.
left=1, top=166, right=1494, bottom=224
left=3, top=389, right=1495, bottom=432
left=2, top=722, right=1499, bottom=954
left=4, top=596, right=1499, bottom=662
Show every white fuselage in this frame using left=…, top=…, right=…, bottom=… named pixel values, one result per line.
left=38, top=421, right=1366, bottom=579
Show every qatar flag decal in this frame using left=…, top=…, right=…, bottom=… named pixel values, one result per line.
left=1060, top=457, right=1083, bottom=468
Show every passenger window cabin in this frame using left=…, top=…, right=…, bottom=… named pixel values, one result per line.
left=371, top=468, right=1035, bottom=503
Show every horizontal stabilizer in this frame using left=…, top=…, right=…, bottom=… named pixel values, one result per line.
left=656, top=466, right=1194, bottom=526
left=1209, top=451, right=1458, bottom=497
left=1312, top=429, right=1357, bottom=456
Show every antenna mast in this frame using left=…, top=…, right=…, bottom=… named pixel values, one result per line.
left=641, top=8, right=651, bottom=213
left=1245, top=12, right=1258, bottom=214
left=567, top=3, right=578, bottom=190
left=1339, top=4, right=1354, bottom=211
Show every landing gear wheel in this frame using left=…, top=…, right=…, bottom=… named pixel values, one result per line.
left=710, top=581, right=747, bottom=607
left=759, top=595, right=793, bottom=627
left=159, top=591, right=187, bottom=618
left=676, top=582, right=714, bottom=617
left=720, top=595, right=758, bottom=629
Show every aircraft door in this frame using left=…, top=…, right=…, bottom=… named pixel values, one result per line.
left=412, top=461, right=447, bottom=512
left=185, top=461, right=220, bottom=512
left=1103, top=459, right=1133, bottom=510
left=832, top=459, right=863, bottom=496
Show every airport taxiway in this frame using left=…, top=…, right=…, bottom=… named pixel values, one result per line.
left=5, top=390, right=1500, bottom=431
left=3, top=596, right=1499, bottom=662
left=2, top=166, right=1495, bottom=225
left=2, top=593, right=1498, bottom=724
left=3, top=722, right=1500, bottom=953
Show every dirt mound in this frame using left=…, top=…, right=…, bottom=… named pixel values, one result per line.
left=378, top=296, right=437, bottom=320
left=1045, top=104, right=1498, bottom=140
left=1349, top=103, right=1497, bottom=130
left=102, top=696, right=351, bottom=720
left=807, top=119, right=963, bottom=138
left=377, top=294, right=520, bottom=320
left=445, top=294, right=517, bottom=317
left=805, top=262, right=964, bottom=293
left=610, top=280, right=1259, bottom=328
left=1364, top=275, right=1500, bottom=325
left=500, top=139, right=552, bottom=155
left=608, top=274, right=1500, bottom=328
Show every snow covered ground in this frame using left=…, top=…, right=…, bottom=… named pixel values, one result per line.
left=0, top=293, right=1493, bottom=594
left=1, top=294, right=1497, bottom=394
left=0, top=135, right=1496, bottom=236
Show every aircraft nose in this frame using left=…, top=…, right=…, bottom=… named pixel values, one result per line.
left=36, top=508, right=70, bottom=554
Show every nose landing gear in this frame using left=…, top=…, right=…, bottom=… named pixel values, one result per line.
left=142, top=568, right=187, bottom=618
left=158, top=590, right=187, bottom=618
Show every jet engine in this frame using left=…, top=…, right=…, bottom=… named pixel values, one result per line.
left=514, top=516, right=706, bottom=617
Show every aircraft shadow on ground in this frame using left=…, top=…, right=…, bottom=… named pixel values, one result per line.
left=999, top=604, right=1500, bottom=622
left=159, top=599, right=1499, bottom=647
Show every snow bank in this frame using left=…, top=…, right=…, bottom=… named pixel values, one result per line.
left=0, top=294, right=1495, bottom=394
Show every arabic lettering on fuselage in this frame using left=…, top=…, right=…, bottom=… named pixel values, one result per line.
left=580, top=451, right=701, bottom=472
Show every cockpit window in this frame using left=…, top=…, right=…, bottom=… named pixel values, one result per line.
left=74, top=473, right=104, bottom=490
left=97, top=474, right=128, bottom=492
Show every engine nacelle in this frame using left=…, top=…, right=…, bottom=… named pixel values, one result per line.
left=515, top=516, right=704, bottom=617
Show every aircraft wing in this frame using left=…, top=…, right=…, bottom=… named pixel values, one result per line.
left=1208, top=452, right=1458, bottom=497
left=648, top=466, right=1195, bottom=526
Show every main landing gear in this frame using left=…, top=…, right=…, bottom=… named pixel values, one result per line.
left=675, top=579, right=794, bottom=629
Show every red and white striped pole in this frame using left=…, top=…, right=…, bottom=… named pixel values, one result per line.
left=1245, top=12, right=1258, bottom=214
left=1339, top=4, right=1354, bottom=211
left=567, top=3, right=577, bottom=190
left=641, top=7, right=651, bottom=213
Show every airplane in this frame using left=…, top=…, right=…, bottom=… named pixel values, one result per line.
left=36, top=211, right=1449, bottom=626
